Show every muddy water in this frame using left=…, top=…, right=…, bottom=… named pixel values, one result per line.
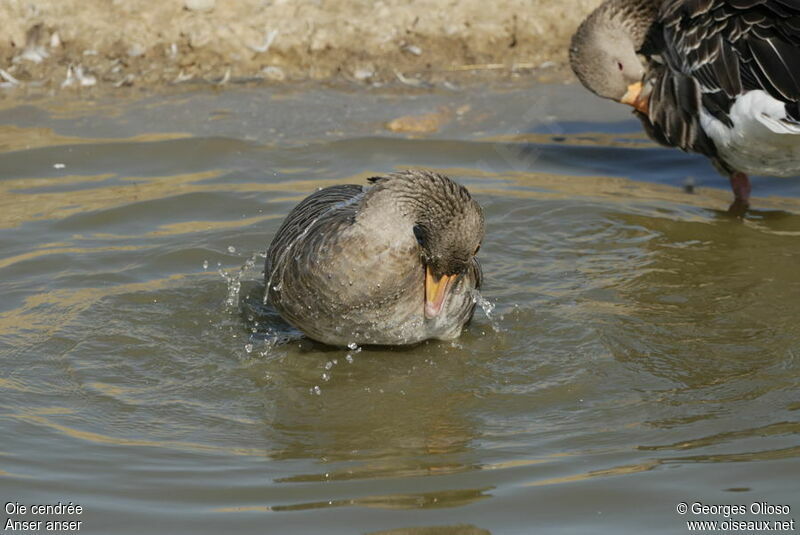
left=1, top=84, right=799, bottom=534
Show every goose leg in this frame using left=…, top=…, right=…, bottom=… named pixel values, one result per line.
left=728, top=171, right=751, bottom=215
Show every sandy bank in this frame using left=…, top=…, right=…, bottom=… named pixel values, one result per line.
left=0, top=0, right=600, bottom=95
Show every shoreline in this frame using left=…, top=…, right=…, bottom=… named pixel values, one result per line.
left=0, top=0, right=600, bottom=97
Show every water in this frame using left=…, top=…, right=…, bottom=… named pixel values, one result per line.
left=1, top=83, right=799, bottom=534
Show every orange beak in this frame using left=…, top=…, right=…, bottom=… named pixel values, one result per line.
left=621, top=81, right=649, bottom=114
left=424, top=267, right=456, bottom=319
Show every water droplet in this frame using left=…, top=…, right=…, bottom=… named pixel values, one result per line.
left=324, top=361, right=333, bottom=370
left=312, top=385, right=322, bottom=395
left=228, top=245, right=236, bottom=253
left=321, top=373, right=330, bottom=382
left=471, top=290, right=501, bottom=332
left=345, top=354, right=354, bottom=364
left=347, top=342, right=358, bottom=350
left=202, top=260, right=209, bottom=270
left=244, top=343, right=253, bottom=353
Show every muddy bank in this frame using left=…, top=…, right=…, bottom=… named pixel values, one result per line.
left=0, top=0, right=600, bottom=95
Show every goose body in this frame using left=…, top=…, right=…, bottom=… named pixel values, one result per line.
left=570, top=0, right=800, bottom=212
left=699, top=89, right=800, bottom=178
left=264, top=170, right=484, bottom=347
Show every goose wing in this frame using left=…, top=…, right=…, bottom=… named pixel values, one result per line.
left=265, top=184, right=364, bottom=276
left=644, top=0, right=800, bottom=156
left=660, top=0, right=800, bottom=120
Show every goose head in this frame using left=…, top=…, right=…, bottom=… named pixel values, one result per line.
left=569, top=2, right=652, bottom=113
left=368, top=170, right=484, bottom=319
left=413, top=209, right=483, bottom=319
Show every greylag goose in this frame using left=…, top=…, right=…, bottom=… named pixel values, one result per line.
left=264, top=170, right=484, bottom=347
left=570, top=0, right=800, bottom=213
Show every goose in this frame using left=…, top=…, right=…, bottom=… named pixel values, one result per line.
left=264, top=170, right=484, bottom=347
left=569, top=0, right=800, bottom=213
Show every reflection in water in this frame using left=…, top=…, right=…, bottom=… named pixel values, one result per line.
left=249, top=326, right=486, bottom=480
left=1, top=88, right=799, bottom=533
left=270, top=487, right=492, bottom=511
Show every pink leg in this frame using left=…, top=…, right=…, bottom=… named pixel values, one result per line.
left=728, top=171, right=751, bottom=215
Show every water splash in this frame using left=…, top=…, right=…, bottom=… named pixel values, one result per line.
left=218, top=266, right=240, bottom=309
left=219, top=251, right=264, bottom=310
left=238, top=277, right=306, bottom=358
left=472, top=290, right=502, bottom=332
left=343, top=342, right=362, bottom=364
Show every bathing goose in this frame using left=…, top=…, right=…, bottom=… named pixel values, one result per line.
left=264, top=170, right=484, bottom=347
left=570, top=0, right=800, bottom=213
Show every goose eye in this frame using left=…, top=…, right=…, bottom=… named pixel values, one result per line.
left=413, top=225, right=425, bottom=246
left=617, top=61, right=624, bottom=71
